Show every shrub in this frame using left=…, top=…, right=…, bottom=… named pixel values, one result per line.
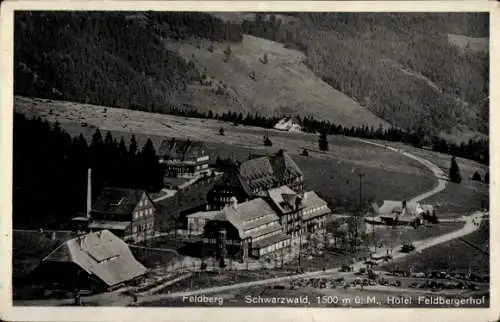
left=471, top=171, right=482, bottom=182
left=219, top=127, right=225, bottom=136
left=261, top=53, right=268, bottom=64
left=318, top=132, right=329, bottom=151
left=264, top=136, right=273, bottom=146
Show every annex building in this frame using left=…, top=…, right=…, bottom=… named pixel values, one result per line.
left=28, top=230, right=147, bottom=292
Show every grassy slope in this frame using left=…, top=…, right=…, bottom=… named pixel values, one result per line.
left=14, top=11, right=387, bottom=130
left=358, top=139, right=489, bottom=213
left=235, top=12, right=489, bottom=142
left=14, top=97, right=436, bottom=212
left=15, top=12, right=489, bottom=143
left=381, top=221, right=489, bottom=274
left=165, top=35, right=388, bottom=128
left=447, top=34, right=489, bottom=53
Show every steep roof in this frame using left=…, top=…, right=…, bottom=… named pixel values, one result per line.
left=211, top=198, right=281, bottom=239
left=158, top=138, right=207, bottom=160
left=267, top=185, right=299, bottom=214
left=238, top=152, right=302, bottom=192
left=92, top=187, right=150, bottom=215
left=186, top=210, right=221, bottom=220
left=252, top=232, right=291, bottom=248
left=378, top=200, right=421, bottom=217
left=301, top=191, right=331, bottom=221
left=41, top=230, right=147, bottom=287
left=214, top=168, right=252, bottom=197
left=378, top=200, right=403, bottom=217
left=270, top=152, right=303, bottom=179
left=88, top=221, right=131, bottom=230
left=239, top=156, right=274, bottom=180
left=273, top=116, right=303, bottom=131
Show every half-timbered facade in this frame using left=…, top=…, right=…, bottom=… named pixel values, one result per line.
left=202, top=198, right=291, bottom=261
left=158, top=138, right=211, bottom=182
left=89, top=188, right=156, bottom=242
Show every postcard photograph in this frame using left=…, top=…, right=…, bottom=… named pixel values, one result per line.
left=1, top=1, right=498, bottom=321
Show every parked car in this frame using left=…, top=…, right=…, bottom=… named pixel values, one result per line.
left=401, top=243, right=416, bottom=253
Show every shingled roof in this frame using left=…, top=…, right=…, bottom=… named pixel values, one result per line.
left=239, top=156, right=274, bottom=180
left=238, top=152, right=302, bottom=192
left=270, top=152, right=303, bottom=180
left=215, top=167, right=252, bottom=197
left=212, top=198, right=281, bottom=239
left=267, top=185, right=299, bottom=214
left=40, top=230, right=147, bottom=287
left=378, top=200, right=422, bottom=218
left=158, top=138, right=207, bottom=161
left=92, top=187, right=151, bottom=215
left=301, top=191, right=331, bottom=221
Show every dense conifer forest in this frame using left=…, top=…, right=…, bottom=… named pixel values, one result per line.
left=13, top=113, right=163, bottom=228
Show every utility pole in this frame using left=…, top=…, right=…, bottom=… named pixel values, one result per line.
left=358, top=173, right=365, bottom=211
left=354, top=173, right=365, bottom=253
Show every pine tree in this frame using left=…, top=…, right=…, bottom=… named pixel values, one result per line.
left=449, top=156, right=462, bottom=183
left=129, top=135, right=138, bottom=157
left=140, top=138, right=162, bottom=192
left=319, top=131, right=329, bottom=151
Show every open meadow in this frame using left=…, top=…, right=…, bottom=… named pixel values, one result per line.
left=357, top=139, right=489, bottom=214
left=14, top=96, right=437, bottom=211
left=381, top=221, right=489, bottom=274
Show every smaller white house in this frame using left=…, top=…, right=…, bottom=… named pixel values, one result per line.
left=273, top=116, right=303, bottom=133
left=376, top=200, right=424, bottom=224
left=186, top=210, right=220, bottom=235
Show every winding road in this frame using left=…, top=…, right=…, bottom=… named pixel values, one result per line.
left=136, top=212, right=484, bottom=304
left=350, top=138, right=448, bottom=203
left=134, top=139, right=484, bottom=304
left=15, top=137, right=484, bottom=307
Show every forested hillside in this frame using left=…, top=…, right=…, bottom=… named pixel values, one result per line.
left=241, top=12, right=489, bottom=138
left=14, top=12, right=489, bottom=142
left=13, top=113, right=163, bottom=228
left=14, top=11, right=242, bottom=113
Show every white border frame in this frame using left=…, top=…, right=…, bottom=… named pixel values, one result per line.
left=1, top=2, right=498, bottom=322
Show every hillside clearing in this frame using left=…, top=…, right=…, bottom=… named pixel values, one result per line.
left=14, top=96, right=436, bottom=210
left=447, top=34, right=489, bottom=53
left=165, top=35, right=388, bottom=128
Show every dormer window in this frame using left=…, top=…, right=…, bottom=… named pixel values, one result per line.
left=110, top=197, right=125, bottom=207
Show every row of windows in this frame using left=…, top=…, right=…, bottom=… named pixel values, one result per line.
left=132, top=222, right=153, bottom=233
left=219, top=196, right=235, bottom=203
left=203, top=238, right=240, bottom=246
left=135, top=208, right=154, bottom=218
left=303, top=205, right=328, bottom=216
left=245, top=221, right=277, bottom=236
left=244, top=213, right=272, bottom=225
left=259, top=239, right=290, bottom=256
left=197, top=155, right=209, bottom=162
left=252, top=229, right=280, bottom=243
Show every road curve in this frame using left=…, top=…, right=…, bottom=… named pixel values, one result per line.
left=135, top=140, right=458, bottom=303
left=136, top=213, right=484, bottom=303
left=351, top=138, right=448, bottom=203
